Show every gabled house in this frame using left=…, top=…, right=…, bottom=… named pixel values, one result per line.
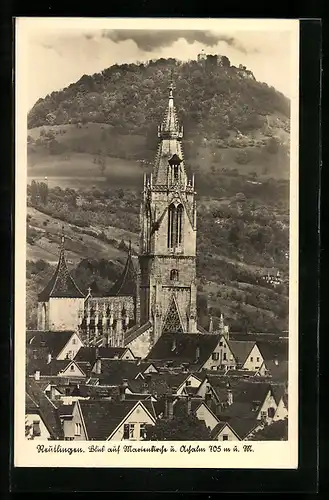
left=74, top=346, right=135, bottom=364
left=25, top=378, right=63, bottom=440
left=146, top=333, right=223, bottom=372
left=57, top=401, right=88, bottom=441
left=217, top=381, right=278, bottom=425
left=256, top=340, right=288, bottom=381
left=28, top=358, right=87, bottom=379
left=27, top=330, right=84, bottom=361
left=78, top=399, right=156, bottom=441
left=227, top=340, right=265, bottom=373
left=126, top=372, right=202, bottom=400
left=272, top=385, right=288, bottom=422
left=172, top=397, right=219, bottom=431
left=90, top=359, right=158, bottom=385
left=210, top=421, right=241, bottom=441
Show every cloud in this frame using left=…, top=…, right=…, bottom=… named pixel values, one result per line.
left=100, top=30, right=257, bottom=54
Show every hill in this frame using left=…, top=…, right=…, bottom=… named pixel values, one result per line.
left=26, top=57, right=290, bottom=334
left=27, top=57, right=290, bottom=185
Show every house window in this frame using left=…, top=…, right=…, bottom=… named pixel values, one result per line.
left=140, top=424, right=147, bottom=439
left=268, top=407, right=275, bottom=418
left=223, top=353, right=227, bottom=361
left=250, top=357, right=254, bottom=362
left=72, top=338, right=77, bottom=345
left=70, top=365, right=75, bottom=371
left=123, top=424, right=135, bottom=440
left=186, top=380, right=191, bottom=386
left=261, top=410, right=267, bottom=418
left=212, top=352, right=219, bottom=361
left=75, top=423, right=81, bottom=436
left=219, top=342, right=223, bottom=346
left=32, top=420, right=41, bottom=437
left=256, top=357, right=260, bottom=362
left=222, top=434, right=229, bottom=441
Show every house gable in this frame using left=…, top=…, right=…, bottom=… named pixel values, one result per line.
left=57, top=332, right=84, bottom=361
left=201, top=336, right=236, bottom=371
left=242, top=344, right=264, bottom=372
left=59, top=361, right=86, bottom=378
left=256, top=388, right=278, bottom=423
left=176, top=373, right=202, bottom=395
left=194, top=402, right=219, bottom=431
left=273, top=397, right=288, bottom=422
left=108, top=401, right=156, bottom=441
left=212, top=422, right=241, bottom=441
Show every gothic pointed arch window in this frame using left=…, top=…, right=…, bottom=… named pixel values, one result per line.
left=170, top=269, right=179, bottom=281
left=167, top=203, right=184, bottom=249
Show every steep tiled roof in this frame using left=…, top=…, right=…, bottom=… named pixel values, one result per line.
left=106, top=244, right=137, bottom=297
left=71, top=384, right=120, bottom=399
left=124, top=321, right=152, bottom=345
left=79, top=399, right=156, bottom=440
left=146, top=333, right=220, bottom=370
left=218, top=381, right=273, bottom=420
left=27, top=359, right=86, bottom=377
left=26, top=378, right=64, bottom=439
left=26, top=330, right=78, bottom=359
left=38, top=241, right=85, bottom=301
left=94, top=360, right=153, bottom=385
left=227, top=341, right=256, bottom=366
left=127, top=372, right=189, bottom=397
left=74, top=347, right=129, bottom=364
left=210, top=421, right=240, bottom=440
left=256, top=340, right=288, bottom=362
left=228, top=417, right=260, bottom=440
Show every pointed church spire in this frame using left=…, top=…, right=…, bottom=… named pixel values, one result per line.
left=38, top=227, right=85, bottom=301
left=153, top=80, right=186, bottom=185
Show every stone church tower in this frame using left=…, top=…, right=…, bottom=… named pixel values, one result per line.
left=37, top=231, right=85, bottom=331
left=138, top=82, right=198, bottom=344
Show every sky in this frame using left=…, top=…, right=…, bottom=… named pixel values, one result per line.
left=18, top=19, right=299, bottom=111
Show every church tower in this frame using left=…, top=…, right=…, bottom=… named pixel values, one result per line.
left=138, top=82, right=198, bottom=344
left=37, top=229, right=85, bottom=331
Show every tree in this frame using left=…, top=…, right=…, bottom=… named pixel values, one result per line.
left=146, top=415, right=212, bottom=441
left=251, top=418, right=288, bottom=441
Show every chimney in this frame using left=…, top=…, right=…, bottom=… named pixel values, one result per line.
left=227, top=389, right=233, bottom=406
left=94, top=358, right=102, bottom=375
left=274, top=358, right=279, bottom=366
left=34, top=370, right=40, bottom=381
left=95, top=347, right=99, bottom=359
left=195, top=346, right=200, bottom=363
left=137, top=358, right=141, bottom=366
left=205, top=391, right=212, bottom=406
left=187, top=396, right=192, bottom=416
left=50, top=385, right=56, bottom=400
left=47, top=353, right=52, bottom=364
left=119, top=378, right=128, bottom=401
left=209, top=316, right=213, bottom=333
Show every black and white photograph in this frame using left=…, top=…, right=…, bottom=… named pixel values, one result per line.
left=15, top=18, right=299, bottom=468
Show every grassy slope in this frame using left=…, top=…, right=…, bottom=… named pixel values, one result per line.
left=27, top=121, right=289, bottom=190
